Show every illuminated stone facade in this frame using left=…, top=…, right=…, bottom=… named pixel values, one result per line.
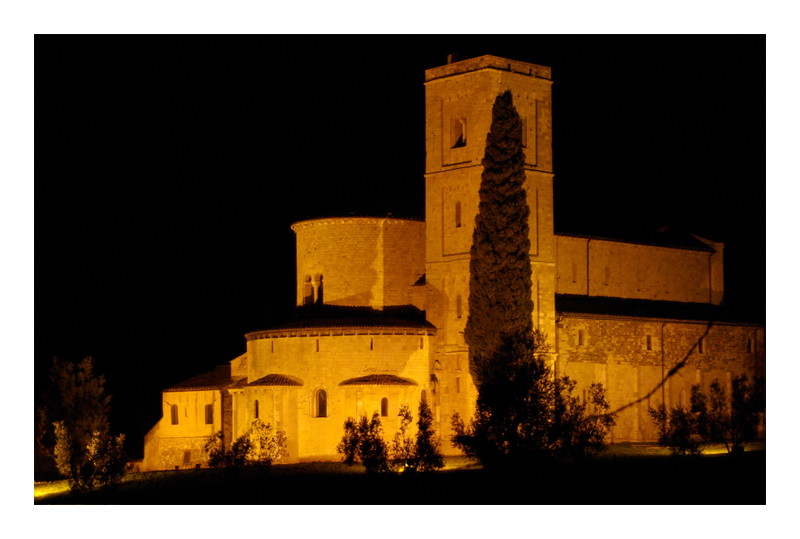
left=142, top=55, right=765, bottom=470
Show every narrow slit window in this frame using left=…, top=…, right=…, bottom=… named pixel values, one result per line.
left=604, top=267, right=611, bottom=286
left=370, top=337, right=373, bottom=351
left=455, top=201, right=462, bottom=228
left=451, top=117, right=466, bottom=148
left=420, top=337, right=424, bottom=349
left=421, top=390, right=427, bottom=404
left=578, top=329, right=585, bottom=346
left=456, top=294, right=462, bottom=319
left=698, top=337, right=705, bottom=354
left=571, top=262, right=577, bottom=283
left=315, top=274, right=324, bottom=305
left=316, top=339, right=319, bottom=352
left=381, top=397, right=388, bottom=417
left=646, top=335, right=652, bottom=351
left=205, top=404, right=213, bottom=425
left=456, top=377, right=461, bottom=394
left=171, top=404, right=178, bottom=425
left=747, top=338, right=752, bottom=353
left=303, top=275, right=313, bottom=305
left=184, top=450, right=191, bottom=465
left=254, top=399, right=259, bottom=419
left=271, top=340, right=274, bottom=353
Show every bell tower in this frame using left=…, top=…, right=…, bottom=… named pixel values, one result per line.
left=422, top=55, right=556, bottom=438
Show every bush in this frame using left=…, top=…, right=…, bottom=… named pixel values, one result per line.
left=53, top=422, right=127, bottom=491
left=337, top=412, right=390, bottom=473
left=40, top=357, right=127, bottom=492
left=338, top=400, right=444, bottom=475
left=451, top=330, right=616, bottom=469
left=649, top=375, right=765, bottom=455
left=204, top=420, right=289, bottom=468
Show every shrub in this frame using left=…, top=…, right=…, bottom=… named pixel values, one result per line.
left=649, top=375, right=765, bottom=455
left=337, top=412, right=390, bottom=473
left=415, top=399, right=444, bottom=472
left=451, top=330, right=616, bottom=469
left=204, top=420, right=289, bottom=468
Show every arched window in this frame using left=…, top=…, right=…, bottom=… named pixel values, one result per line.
left=315, top=274, right=324, bottom=305
left=170, top=404, right=178, bottom=425
left=254, top=399, right=259, bottom=419
left=381, top=397, right=389, bottom=417
left=303, top=275, right=313, bottom=305
left=316, top=389, right=327, bottom=418
left=455, top=201, right=462, bottom=228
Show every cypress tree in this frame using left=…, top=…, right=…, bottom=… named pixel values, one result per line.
left=464, top=90, right=534, bottom=376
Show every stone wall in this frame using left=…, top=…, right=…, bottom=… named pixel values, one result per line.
left=556, top=315, right=765, bottom=441
left=291, top=218, right=425, bottom=308
left=556, top=235, right=724, bottom=304
left=242, top=330, right=433, bottom=461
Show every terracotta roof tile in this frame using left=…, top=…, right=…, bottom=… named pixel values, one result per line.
left=248, top=374, right=304, bottom=387
left=339, top=374, right=419, bottom=386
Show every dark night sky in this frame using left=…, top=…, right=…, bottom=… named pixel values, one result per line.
left=36, top=37, right=765, bottom=458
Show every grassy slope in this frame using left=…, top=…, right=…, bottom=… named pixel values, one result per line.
left=34, top=443, right=765, bottom=505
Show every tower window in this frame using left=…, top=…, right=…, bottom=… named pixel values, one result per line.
left=578, top=330, right=585, bottom=346
left=171, top=404, right=178, bottom=425
left=455, top=201, right=462, bottom=228
left=451, top=117, right=466, bottom=148
left=205, top=404, right=213, bottom=425
left=316, top=389, right=327, bottom=418
left=303, top=275, right=313, bottom=305
left=315, top=274, right=324, bottom=305
left=254, top=399, right=259, bottom=419
left=646, top=335, right=652, bottom=351
left=381, top=397, right=389, bottom=417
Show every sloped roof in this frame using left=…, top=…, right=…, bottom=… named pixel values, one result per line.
left=556, top=294, right=763, bottom=325
left=249, top=305, right=436, bottom=333
left=339, top=374, right=419, bottom=386
left=248, top=374, right=304, bottom=387
left=164, top=365, right=233, bottom=392
left=556, top=227, right=716, bottom=252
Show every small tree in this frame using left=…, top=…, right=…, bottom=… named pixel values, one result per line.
left=204, top=420, right=289, bottom=468
left=649, top=403, right=703, bottom=456
left=649, top=375, right=765, bottom=455
left=337, top=412, right=390, bottom=473
left=415, top=399, right=444, bottom=472
left=39, top=357, right=127, bottom=491
left=390, top=405, right=417, bottom=473
left=550, top=378, right=617, bottom=463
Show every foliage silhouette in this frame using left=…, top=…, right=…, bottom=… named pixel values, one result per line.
left=649, top=375, right=765, bottom=455
left=451, top=330, right=616, bottom=469
left=464, top=90, right=533, bottom=376
left=337, top=399, right=444, bottom=474
left=39, top=357, right=127, bottom=491
left=204, top=419, right=289, bottom=468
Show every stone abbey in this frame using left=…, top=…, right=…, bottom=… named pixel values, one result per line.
left=141, top=55, right=766, bottom=471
